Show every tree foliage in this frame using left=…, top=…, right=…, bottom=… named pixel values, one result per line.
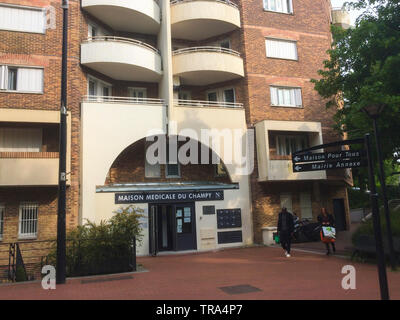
left=312, top=0, right=400, bottom=167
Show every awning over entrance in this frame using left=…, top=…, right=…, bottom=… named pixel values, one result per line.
left=96, top=181, right=239, bottom=193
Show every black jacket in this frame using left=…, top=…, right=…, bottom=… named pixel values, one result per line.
left=317, top=213, right=335, bottom=227
left=277, top=211, right=294, bottom=233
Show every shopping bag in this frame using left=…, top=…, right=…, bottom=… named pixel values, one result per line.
left=322, top=226, right=336, bottom=240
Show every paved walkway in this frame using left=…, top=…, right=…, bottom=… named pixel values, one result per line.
left=0, top=246, right=399, bottom=300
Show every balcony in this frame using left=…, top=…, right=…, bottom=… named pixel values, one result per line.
left=255, top=120, right=327, bottom=182
left=81, top=0, right=161, bottom=34
left=81, top=37, right=162, bottom=82
left=170, top=0, right=241, bottom=40
left=0, top=152, right=60, bottom=186
left=172, top=47, right=244, bottom=85
left=0, top=108, right=72, bottom=187
left=331, top=7, right=351, bottom=29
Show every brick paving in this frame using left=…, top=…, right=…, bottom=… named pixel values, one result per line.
left=0, top=246, right=399, bottom=300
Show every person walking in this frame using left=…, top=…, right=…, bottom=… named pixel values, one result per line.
left=277, top=207, right=295, bottom=258
left=318, top=207, right=336, bottom=255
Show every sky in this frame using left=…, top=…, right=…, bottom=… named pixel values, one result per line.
left=330, top=0, right=365, bottom=25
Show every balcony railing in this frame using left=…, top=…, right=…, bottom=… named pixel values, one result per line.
left=173, top=46, right=241, bottom=57
left=83, top=95, right=165, bottom=106
left=170, top=0, right=239, bottom=9
left=0, top=152, right=59, bottom=159
left=83, top=36, right=160, bottom=55
left=175, top=99, right=243, bottom=108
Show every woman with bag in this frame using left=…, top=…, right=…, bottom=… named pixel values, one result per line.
left=317, top=207, right=336, bottom=255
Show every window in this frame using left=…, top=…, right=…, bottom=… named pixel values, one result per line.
left=88, top=22, right=108, bottom=38
left=0, top=4, right=46, bottom=34
left=212, top=39, right=231, bottom=49
left=270, top=86, right=302, bottom=107
left=166, top=163, right=180, bottom=178
left=206, top=88, right=236, bottom=103
left=207, top=92, right=218, bottom=102
left=87, top=76, right=112, bottom=100
left=280, top=194, right=293, bottom=213
left=263, top=0, right=293, bottom=14
left=145, top=142, right=161, bottom=178
left=19, top=203, right=38, bottom=239
left=166, top=144, right=180, bottom=178
left=0, top=65, right=44, bottom=93
left=0, top=128, right=43, bottom=152
left=0, top=205, right=4, bottom=240
left=178, top=91, right=191, bottom=100
left=129, top=87, right=147, bottom=99
left=7, top=68, right=17, bottom=90
left=266, top=38, right=298, bottom=60
left=276, top=134, right=308, bottom=156
left=300, top=192, right=313, bottom=220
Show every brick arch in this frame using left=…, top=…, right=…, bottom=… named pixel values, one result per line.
left=104, top=135, right=233, bottom=185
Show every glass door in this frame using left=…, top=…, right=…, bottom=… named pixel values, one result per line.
left=175, top=203, right=197, bottom=251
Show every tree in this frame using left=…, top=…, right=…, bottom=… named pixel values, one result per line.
left=312, top=0, right=400, bottom=169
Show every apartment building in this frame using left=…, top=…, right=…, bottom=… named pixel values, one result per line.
left=0, top=0, right=351, bottom=256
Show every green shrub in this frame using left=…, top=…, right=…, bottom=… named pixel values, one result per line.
left=352, top=207, right=400, bottom=244
left=46, top=205, right=144, bottom=277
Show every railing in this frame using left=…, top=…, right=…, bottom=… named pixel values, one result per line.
left=172, top=46, right=241, bottom=57
left=83, top=95, right=165, bottom=105
left=176, top=99, right=243, bottom=108
left=170, top=0, right=239, bottom=9
left=0, top=237, right=137, bottom=283
left=83, top=36, right=160, bottom=55
left=0, top=152, right=59, bottom=159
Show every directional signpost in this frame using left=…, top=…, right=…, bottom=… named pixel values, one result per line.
left=292, top=136, right=389, bottom=300
left=292, top=149, right=366, bottom=172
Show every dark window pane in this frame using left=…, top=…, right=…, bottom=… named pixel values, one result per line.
left=207, top=92, right=217, bottom=101
left=8, top=68, right=17, bottom=90
left=224, top=89, right=235, bottom=103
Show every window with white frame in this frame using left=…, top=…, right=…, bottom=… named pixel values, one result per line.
left=129, top=87, right=147, bottom=99
left=270, top=86, right=302, bottom=107
left=300, top=192, right=313, bottom=220
left=276, top=134, right=308, bottom=156
left=207, top=88, right=235, bottom=103
left=0, top=205, right=4, bottom=240
left=265, top=38, right=298, bottom=60
left=87, top=76, right=112, bottom=100
left=0, top=4, right=46, bottom=34
left=19, top=203, right=38, bottom=239
left=0, top=65, right=44, bottom=93
left=88, top=22, right=108, bottom=38
left=0, top=127, right=43, bottom=152
left=263, top=0, right=293, bottom=14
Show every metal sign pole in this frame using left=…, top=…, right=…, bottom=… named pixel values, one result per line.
left=365, top=133, right=390, bottom=300
left=56, top=0, right=69, bottom=285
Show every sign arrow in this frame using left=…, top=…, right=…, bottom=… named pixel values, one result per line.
left=292, top=150, right=366, bottom=164
left=292, top=159, right=367, bottom=172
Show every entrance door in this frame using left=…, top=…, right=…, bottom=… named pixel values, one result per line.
left=175, top=203, right=197, bottom=251
left=157, top=205, right=174, bottom=252
left=333, top=198, right=347, bottom=231
left=149, top=203, right=197, bottom=255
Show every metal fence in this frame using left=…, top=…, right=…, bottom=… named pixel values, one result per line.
left=0, top=237, right=137, bottom=283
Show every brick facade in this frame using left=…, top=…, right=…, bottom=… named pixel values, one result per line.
left=0, top=0, right=351, bottom=253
